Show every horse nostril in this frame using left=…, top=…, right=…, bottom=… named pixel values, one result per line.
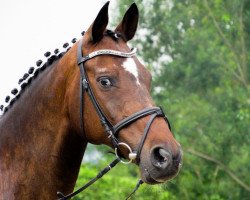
left=151, top=147, right=172, bottom=170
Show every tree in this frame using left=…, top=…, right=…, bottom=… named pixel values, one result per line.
left=114, top=0, right=250, bottom=199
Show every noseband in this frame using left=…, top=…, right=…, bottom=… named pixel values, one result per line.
left=57, top=36, right=171, bottom=200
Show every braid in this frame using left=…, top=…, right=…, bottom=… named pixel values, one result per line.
left=0, top=35, right=81, bottom=116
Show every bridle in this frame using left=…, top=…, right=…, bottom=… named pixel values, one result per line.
left=57, top=35, right=171, bottom=200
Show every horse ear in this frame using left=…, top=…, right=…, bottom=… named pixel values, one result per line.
left=115, top=3, right=139, bottom=42
left=87, top=1, right=109, bottom=43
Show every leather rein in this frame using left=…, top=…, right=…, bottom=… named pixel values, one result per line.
left=57, top=36, right=171, bottom=200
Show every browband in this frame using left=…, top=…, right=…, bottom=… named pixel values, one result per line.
left=78, top=48, right=137, bottom=64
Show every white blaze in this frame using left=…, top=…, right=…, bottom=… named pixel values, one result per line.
left=96, top=68, right=108, bottom=73
left=122, top=58, right=140, bottom=85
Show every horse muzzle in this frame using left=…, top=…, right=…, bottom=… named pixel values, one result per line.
left=139, top=145, right=182, bottom=184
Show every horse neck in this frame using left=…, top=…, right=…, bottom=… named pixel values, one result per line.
left=0, top=46, right=87, bottom=198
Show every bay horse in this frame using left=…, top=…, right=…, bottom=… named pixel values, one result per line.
left=0, top=2, right=182, bottom=199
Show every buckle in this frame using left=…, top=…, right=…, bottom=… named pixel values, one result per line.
left=115, top=142, right=137, bottom=164
left=155, top=106, right=164, bottom=116
left=82, top=79, right=89, bottom=90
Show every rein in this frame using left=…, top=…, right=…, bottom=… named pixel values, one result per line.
left=57, top=36, right=171, bottom=199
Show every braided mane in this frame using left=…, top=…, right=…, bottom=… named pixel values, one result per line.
left=0, top=30, right=121, bottom=116
left=0, top=36, right=80, bottom=115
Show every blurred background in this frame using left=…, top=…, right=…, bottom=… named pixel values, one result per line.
left=76, top=1, right=250, bottom=199
left=1, top=0, right=249, bottom=199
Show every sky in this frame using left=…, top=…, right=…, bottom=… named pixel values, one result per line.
left=0, top=0, right=117, bottom=113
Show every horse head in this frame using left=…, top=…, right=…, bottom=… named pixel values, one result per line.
left=0, top=2, right=182, bottom=199
left=68, top=2, right=182, bottom=184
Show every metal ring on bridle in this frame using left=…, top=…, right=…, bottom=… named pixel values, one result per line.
left=115, top=142, right=137, bottom=164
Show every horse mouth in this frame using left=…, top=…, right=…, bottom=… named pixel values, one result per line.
left=141, top=168, right=165, bottom=184
left=140, top=162, right=182, bottom=185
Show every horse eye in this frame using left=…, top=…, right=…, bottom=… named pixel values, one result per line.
left=98, top=77, right=112, bottom=88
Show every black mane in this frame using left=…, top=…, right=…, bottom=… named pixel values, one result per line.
left=0, top=37, right=78, bottom=115
left=0, top=30, right=121, bottom=115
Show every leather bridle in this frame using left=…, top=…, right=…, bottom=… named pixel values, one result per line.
left=57, top=36, right=171, bottom=200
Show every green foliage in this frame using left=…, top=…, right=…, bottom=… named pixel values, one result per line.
left=73, top=151, right=176, bottom=200
left=75, top=0, right=250, bottom=199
